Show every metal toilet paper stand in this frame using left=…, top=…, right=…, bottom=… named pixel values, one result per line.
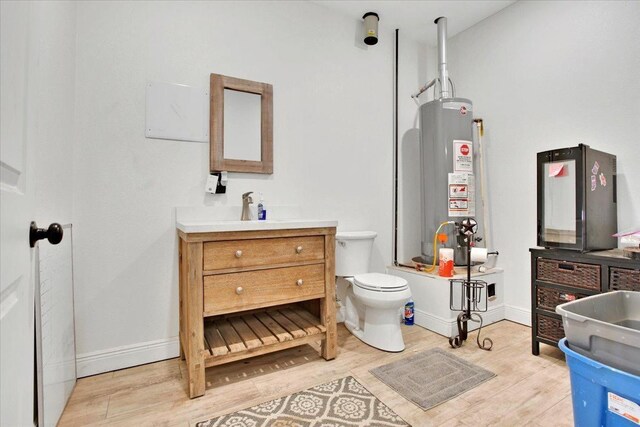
left=448, top=218, right=493, bottom=351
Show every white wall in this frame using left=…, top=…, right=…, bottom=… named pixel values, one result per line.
left=72, top=1, right=423, bottom=374
left=29, top=2, right=77, bottom=226
left=445, top=1, right=640, bottom=322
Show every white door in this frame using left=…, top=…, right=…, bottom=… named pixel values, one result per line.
left=2, top=2, right=77, bottom=424
left=2, top=2, right=44, bottom=425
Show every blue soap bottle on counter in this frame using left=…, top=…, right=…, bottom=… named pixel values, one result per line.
left=257, top=193, right=267, bottom=220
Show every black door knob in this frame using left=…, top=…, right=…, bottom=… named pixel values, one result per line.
left=29, top=222, right=63, bottom=248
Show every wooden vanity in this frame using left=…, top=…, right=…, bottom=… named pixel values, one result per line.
left=177, top=221, right=337, bottom=398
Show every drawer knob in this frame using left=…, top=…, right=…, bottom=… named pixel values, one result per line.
left=236, top=286, right=244, bottom=295
left=235, top=250, right=243, bottom=258
left=296, top=246, right=303, bottom=254
left=296, top=279, right=303, bottom=286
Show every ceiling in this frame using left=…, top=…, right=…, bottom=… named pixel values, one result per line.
left=314, top=1, right=516, bottom=45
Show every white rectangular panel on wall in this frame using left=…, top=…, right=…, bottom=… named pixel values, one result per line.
left=145, top=81, right=209, bottom=143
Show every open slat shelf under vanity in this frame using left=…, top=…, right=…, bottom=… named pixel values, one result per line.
left=201, top=305, right=327, bottom=367
left=178, top=225, right=337, bottom=398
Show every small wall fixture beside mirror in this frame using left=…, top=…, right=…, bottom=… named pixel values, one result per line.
left=210, top=73, right=273, bottom=174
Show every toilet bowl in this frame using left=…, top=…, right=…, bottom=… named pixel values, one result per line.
left=336, top=231, right=411, bottom=352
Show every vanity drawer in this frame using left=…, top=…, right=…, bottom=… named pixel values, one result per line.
left=203, top=236, right=324, bottom=271
left=203, top=264, right=325, bottom=316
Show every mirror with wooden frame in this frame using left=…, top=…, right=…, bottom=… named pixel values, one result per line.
left=210, top=73, right=273, bottom=174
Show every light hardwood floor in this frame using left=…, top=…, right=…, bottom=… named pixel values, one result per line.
left=59, top=321, right=573, bottom=426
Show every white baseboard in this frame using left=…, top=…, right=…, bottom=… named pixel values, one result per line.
left=413, top=309, right=451, bottom=337
left=76, top=337, right=180, bottom=378
left=414, top=304, right=505, bottom=338
left=75, top=307, right=531, bottom=377
left=504, top=304, right=531, bottom=326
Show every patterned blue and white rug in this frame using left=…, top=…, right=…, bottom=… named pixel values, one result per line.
left=196, top=376, right=410, bottom=427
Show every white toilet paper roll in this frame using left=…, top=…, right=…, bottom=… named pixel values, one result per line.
left=471, top=247, right=488, bottom=263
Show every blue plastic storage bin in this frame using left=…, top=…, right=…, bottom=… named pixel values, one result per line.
left=559, top=338, right=640, bottom=427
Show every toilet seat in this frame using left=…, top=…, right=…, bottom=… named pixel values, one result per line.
left=353, top=272, right=408, bottom=292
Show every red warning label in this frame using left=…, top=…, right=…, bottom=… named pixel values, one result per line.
left=448, top=173, right=476, bottom=217
left=453, top=140, right=473, bottom=173
left=449, top=184, right=468, bottom=198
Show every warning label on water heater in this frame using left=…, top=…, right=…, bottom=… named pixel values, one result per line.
left=453, top=140, right=473, bottom=173
left=448, top=173, right=475, bottom=217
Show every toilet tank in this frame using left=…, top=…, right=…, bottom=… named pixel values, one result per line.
left=335, top=231, right=377, bottom=276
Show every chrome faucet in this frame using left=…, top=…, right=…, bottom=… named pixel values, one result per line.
left=241, top=192, right=253, bottom=221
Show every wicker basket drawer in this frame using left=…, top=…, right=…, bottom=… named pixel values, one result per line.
left=537, top=258, right=600, bottom=291
left=610, top=267, right=640, bottom=291
left=536, top=286, right=589, bottom=312
left=536, top=314, right=565, bottom=342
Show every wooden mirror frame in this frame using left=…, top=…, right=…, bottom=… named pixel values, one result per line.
left=210, top=73, right=273, bottom=174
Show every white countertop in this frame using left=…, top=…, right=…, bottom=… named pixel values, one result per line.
left=176, top=218, right=338, bottom=233
left=175, top=206, right=337, bottom=233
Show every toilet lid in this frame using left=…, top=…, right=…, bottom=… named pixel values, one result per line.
left=353, top=273, right=408, bottom=292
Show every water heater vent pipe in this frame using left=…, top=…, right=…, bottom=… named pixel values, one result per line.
left=435, top=16, right=450, bottom=99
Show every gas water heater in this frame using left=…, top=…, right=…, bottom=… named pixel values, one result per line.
left=414, top=17, right=483, bottom=266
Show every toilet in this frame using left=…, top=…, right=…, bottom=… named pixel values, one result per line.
left=335, top=231, right=411, bottom=352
